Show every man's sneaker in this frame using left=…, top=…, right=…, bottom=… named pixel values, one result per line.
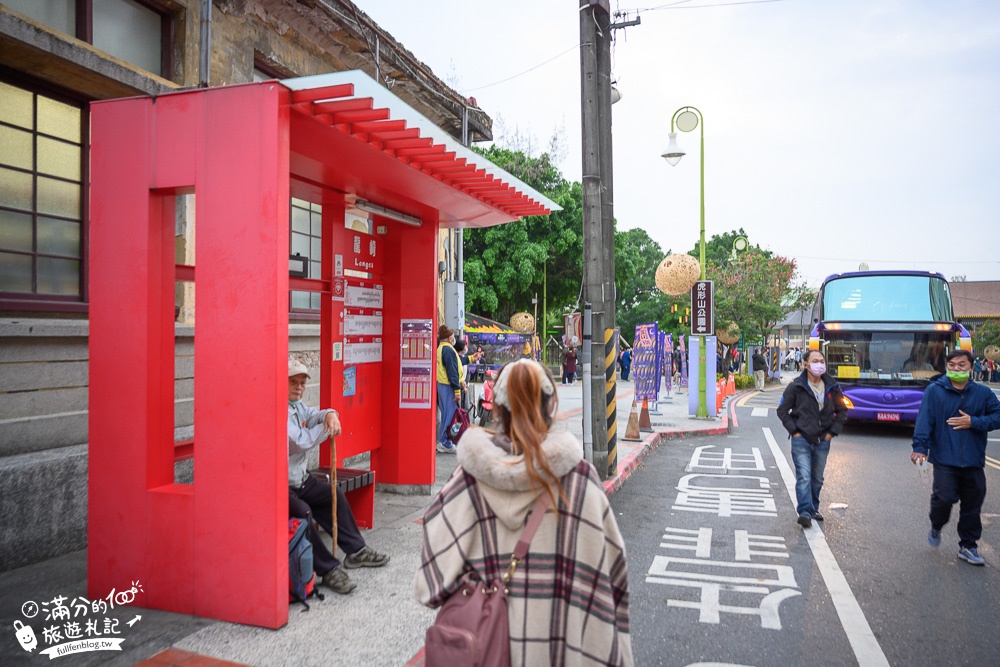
left=797, top=514, right=812, bottom=529
left=958, top=546, right=985, bottom=566
left=812, top=510, right=824, bottom=522
left=344, top=545, right=390, bottom=569
left=436, top=441, right=456, bottom=454
left=928, top=527, right=941, bottom=548
left=321, top=566, right=356, bottom=594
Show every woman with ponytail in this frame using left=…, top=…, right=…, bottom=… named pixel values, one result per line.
left=414, top=359, right=633, bottom=666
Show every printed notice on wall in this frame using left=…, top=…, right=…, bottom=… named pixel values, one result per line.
left=400, top=319, right=434, bottom=409
left=346, top=284, right=384, bottom=309
left=344, top=340, right=382, bottom=365
left=345, top=313, right=383, bottom=336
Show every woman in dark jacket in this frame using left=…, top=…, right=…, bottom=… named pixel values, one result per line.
left=776, top=349, right=848, bottom=529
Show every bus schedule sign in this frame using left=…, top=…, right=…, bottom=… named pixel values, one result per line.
left=691, top=280, right=714, bottom=336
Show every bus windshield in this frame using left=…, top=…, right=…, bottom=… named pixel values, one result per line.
left=822, top=275, right=953, bottom=322
left=825, top=331, right=947, bottom=385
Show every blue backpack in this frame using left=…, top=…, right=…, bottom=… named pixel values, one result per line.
left=288, top=518, right=321, bottom=610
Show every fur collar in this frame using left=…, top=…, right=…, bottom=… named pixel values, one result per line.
left=457, top=427, right=583, bottom=492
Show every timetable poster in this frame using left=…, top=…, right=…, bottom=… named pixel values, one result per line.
left=400, top=319, right=434, bottom=409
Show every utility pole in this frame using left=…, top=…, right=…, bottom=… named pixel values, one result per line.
left=580, top=0, right=615, bottom=479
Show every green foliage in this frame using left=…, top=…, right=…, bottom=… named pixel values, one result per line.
left=614, top=228, right=685, bottom=343
left=688, top=228, right=765, bottom=268
left=734, top=374, right=755, bottom=390
left=463, top=147, right=583, bottom=322
left=706, top=245, right=812, bottom=342
left=973, top=319, right=1000, bottom=352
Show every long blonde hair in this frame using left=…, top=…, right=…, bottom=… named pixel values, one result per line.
left=494, top=361, right=568, bottom=509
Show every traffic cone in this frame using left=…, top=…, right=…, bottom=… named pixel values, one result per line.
left=639, top=397, right=653, bottom=432
left=716, top=381, right=723, bottom=413
left=623, top=399, right=642, bottom=441
left=728, top=375, right=735, bottom=396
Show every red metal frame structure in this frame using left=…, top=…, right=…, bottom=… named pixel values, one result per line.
left=88, top=72, right=554, bottom=629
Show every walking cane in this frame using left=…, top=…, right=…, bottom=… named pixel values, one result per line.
left=329, top=435, right=338, bottom=552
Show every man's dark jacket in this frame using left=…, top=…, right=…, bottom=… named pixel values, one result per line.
left=912, top=375, right=1000, bottom=468
left=776, top=372, right=849, bottom=443
left=752, top=353, right=767, bottom=372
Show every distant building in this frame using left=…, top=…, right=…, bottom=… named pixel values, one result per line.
left=950, top=280, right=1000, bottom=334
left=0, top=0, right=491, bottom=571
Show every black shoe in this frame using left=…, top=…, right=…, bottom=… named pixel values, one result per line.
left=812, top=510, right=824, bottom=522
left=797, top=514, right=812, bottom=529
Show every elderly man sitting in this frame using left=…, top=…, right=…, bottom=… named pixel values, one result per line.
left=288, top=360, right=389, bottom=594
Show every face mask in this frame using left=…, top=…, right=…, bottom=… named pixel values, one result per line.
left=809, top=362, right=826, bottom=376
left=946, top=370, right=970, bottom=383
left=289, top=399, right=303, bottom=407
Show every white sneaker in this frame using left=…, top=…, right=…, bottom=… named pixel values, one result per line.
left=436, top=442, right=456, bottom=454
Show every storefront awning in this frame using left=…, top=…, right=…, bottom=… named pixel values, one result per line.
left=465, top=313, right=518, bottom=335
left=281, top=71, right=559, bottom=228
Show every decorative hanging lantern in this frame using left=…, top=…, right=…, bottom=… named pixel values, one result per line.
left=984, top=345, right=1000, bottom=362
left=654, top=253, right=701, bottom=296
left=717, top=322, right=740, bottom=345
left=510, top=312, right=535, bottom=334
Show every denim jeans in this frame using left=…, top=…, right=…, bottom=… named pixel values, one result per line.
left=790, top=435, right=830, bottom=517
left=930, top=463, right=987, bottom=548
left=436, top=382, right=457, bottom=446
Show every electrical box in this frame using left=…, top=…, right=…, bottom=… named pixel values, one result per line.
left=444, top=281, right=465, bottom=332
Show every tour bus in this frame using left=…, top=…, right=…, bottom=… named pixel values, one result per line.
left=808, top=270, right=972, bottom=424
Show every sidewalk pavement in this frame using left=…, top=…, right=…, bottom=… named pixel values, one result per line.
left=1, top=377, right=757, bottom=667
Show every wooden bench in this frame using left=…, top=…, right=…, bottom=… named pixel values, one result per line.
left=172, top=440, right=376, bottom=529
left=310, top=466, right=376, bottom=530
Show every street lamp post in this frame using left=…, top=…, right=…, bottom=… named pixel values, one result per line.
left=662, top=106, right=709, bottom=418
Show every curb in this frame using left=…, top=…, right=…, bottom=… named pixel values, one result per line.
left=603, top=419, right=729, bottom=496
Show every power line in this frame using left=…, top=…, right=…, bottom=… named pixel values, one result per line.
left=462, top=43, right=582, bottom=93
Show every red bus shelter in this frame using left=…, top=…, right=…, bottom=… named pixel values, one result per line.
left=87, top=71, right=555, bottom=628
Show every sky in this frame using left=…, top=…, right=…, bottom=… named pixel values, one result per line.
left=371, top=0, right=1000, bottom=290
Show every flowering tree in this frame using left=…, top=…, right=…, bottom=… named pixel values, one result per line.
left=707, top=248, right=814, bottom=342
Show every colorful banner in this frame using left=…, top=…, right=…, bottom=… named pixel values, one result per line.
left=663, top=333, right=674, bottom=396
left=679, top=336, right=688, bottom=388
left=633, top=322, right=659, bottom=402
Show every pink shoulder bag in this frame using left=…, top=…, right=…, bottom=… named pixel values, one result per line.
left=424, top=497, right=549, bottom=667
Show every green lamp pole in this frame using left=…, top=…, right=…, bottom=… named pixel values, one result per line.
left=662, top=106, right=709, bottom=418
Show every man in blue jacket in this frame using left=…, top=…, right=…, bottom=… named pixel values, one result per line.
left=911, top=349, right=1000, bottom=565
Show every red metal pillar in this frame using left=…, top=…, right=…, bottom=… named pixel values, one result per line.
left=89, top=82, right=292, bottom=628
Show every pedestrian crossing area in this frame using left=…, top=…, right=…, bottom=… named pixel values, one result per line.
left=736, top=389, right=782, bottom=417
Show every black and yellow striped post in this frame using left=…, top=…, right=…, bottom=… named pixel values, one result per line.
left=605, top=328, right=618, bottom=476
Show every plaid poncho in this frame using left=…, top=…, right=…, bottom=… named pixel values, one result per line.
left=414, top=428, right=633, bottom=666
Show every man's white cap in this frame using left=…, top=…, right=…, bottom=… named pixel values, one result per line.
left=288, top=359, right=311, bottom=378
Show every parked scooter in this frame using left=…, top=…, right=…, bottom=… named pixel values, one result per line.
left=477, top=369, right=498, bottom=427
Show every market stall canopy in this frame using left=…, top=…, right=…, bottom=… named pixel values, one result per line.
left=283, top=71, right=560, bottom=228
left=465, top=313, right=518, bottom=335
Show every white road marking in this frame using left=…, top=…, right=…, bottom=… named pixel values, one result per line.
left=751, top=407, right=769, bottom=417
left=763, top=427, right=890, bottom=667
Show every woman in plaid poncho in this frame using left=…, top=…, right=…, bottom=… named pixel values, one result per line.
left=414, top=359, right=633, bottom=666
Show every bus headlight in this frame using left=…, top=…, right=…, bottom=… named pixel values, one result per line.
left=841, top=396, right=855, bottom=409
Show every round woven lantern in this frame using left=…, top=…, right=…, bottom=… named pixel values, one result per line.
left=717, top=322, right=740, bottom=345
left=985, top=345, right=1000, bottom=362
left=510, top=312, right=535, bottom=334
left=655, top=253, right=701, bottom=296
left=777, top=339, right=787, bottom=350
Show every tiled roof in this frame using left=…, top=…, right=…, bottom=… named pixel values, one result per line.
left=951, top=281, right=1000, bottom=318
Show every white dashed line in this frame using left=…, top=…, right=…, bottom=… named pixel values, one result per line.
left=751, top=407, right=769, bottom=417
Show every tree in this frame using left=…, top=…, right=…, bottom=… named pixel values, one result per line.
left=688, top=228, right=763, bottom=269
left=972, top=319, right=1000, bottom=353
left=463, top=147, right=583, bottom=322
left=707, top=247, right=812, bottom=343
left=615, top=228, right=675, bottom=343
